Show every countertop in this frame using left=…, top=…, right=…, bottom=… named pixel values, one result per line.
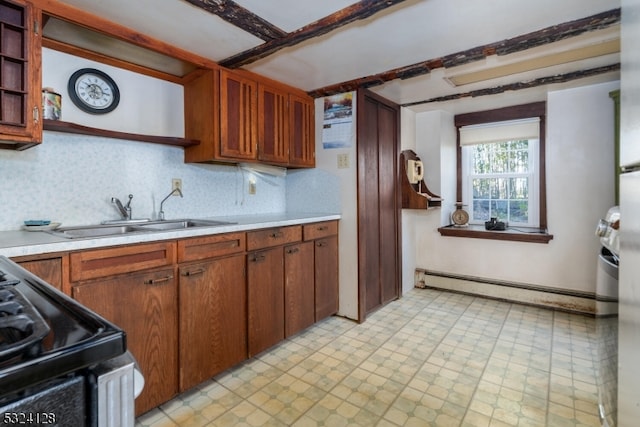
left=0, top=213, right=341, bottom=258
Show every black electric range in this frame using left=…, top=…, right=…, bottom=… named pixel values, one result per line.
left=0, top=255, right=126, bottom=403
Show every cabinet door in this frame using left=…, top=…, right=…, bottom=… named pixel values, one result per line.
left=0, top=0, right=42, bottom=148
left=289, top=94, right=315, bottom=167
left=247, top=247, right=284, bottom=356
left=284, top=241, right=314, bottom=337
left=258, top=83, right=289, bottom=164
left=315, top=235, right=339, bottom=321
left=220, top=69, right=257, bottom=160
left=16, top=256, right=64, bottom=292
left=179, top=255, right=246, bottom=391
left=72, top=268, right=178, bottom=416
left=184, top=68, right=220, bottom=163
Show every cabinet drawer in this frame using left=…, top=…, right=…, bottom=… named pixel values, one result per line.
left=178, top=232, right=245, bottom=263
left=247, top=226, right=301, bottom=250
left=303, top=221, right=338, bottom=241
left=70, top=242, right=176, bottom=282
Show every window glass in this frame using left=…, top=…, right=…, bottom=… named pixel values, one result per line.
left=463, top=138, right=538, bottom=226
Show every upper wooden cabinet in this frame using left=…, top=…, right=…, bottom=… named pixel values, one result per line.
left=258, top=82, right=289, bottom=165
left=289, top=94, right=315, bottom=167
left=0, top=0, right=42, bottom=150
left=185, top=67, right=315, bottom=168
left=220, top=69, right=258, bottom=161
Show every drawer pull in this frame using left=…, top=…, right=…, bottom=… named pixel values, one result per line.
left=270, top=231, right=284, bottom=239
left=286, top=247, right=300, bottom=254
left=182, top=268, right=205, bottom=277
left=250, top=254, right=266, bottom=263
left=317, top=241, right=327, bottom=247
left=144, top=275, right=173, bottom=285
left=317, top=226, right=328, bottom=231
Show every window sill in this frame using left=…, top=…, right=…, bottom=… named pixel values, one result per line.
left=437, top=224, right=553, bottom=244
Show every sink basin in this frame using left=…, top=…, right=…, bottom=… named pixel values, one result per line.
left=136, top=219, right=234, bottom=231
left=47, top=219, right=235, bottom=239
left=48, top=224, right=144, bottom=239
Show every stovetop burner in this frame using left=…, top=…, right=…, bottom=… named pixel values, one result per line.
left=0, top=271, right=50, bottom=361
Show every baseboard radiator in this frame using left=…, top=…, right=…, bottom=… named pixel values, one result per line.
left=415, top=269, right=597, bottom=315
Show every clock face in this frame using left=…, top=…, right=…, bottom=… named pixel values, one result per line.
left=452, top=208, right=469, bottom=226
left=68, top=69, right=120, bottom=114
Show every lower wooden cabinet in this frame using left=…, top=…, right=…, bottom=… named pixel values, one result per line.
left=14, top=253, right=67, bottom=293
left=304, top=221, right=339, bottom=321
left=284, top=241, right=315, bottom=337
left=314, top=235, right=339, bottom=320
left=247, top=247, right=285, bottom=356
left=26, top=219, right=338, bottom=415
left=179, top=254, right=246, bottom=391
left=72, top=268, right=178, bottom=416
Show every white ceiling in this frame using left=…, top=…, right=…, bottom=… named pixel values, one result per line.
left=55, top=0, right=621, bottom=115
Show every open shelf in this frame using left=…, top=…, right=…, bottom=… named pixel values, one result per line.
left=400, top=150, right=442, bottom=209
left=43, top=120, right=200, bottom=148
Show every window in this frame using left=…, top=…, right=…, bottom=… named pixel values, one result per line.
left=441, top=102, right=551, bottom=243
left=460, top=118, right=540, bottom=226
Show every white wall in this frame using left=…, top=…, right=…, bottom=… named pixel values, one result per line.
left=409, top=81, right=619, bottom=295
left=400, top=109, right=417, bottom=294
left=42, top=49, right=184, bottom=137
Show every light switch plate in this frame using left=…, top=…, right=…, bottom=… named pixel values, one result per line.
left=337, top=153, right=349, bottom=169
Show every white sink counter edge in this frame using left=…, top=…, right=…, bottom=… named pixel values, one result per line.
left=0, top=213, right=341, bottom=258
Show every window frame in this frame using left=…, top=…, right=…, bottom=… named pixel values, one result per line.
left=438, top=101, right=552, bottom=243
left=462, top=136, right=539, bottom=227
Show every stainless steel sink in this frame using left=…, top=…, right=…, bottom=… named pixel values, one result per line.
left=135, top=219, right=233, bottom=231
left=48, top=224, right=144, bottom=239
left=47, top=219, right=235, bottom=239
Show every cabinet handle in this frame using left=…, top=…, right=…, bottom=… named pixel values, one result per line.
left=317, top=241, right=327, bottom=247
left=250, top=254, right=266, bottom=263
left=286, top=247, right=300, bottom=254
left=270, top=231, right=284, bottom=239
left=181, top=268, right=205, bottom=277
left=317, top=226, right=328, bottom=231
left=144, top=275, right=173, bottom=285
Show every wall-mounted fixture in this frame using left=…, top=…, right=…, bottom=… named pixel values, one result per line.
left=400, top=150, right=441, bottom=209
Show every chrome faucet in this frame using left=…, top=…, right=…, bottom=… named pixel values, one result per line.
left=111, top=194, right=133, bottom=220
left=158, top=188, right=183, bottom=220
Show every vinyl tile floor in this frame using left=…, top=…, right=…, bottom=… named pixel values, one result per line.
left=135, top=288, right=605, bottom=427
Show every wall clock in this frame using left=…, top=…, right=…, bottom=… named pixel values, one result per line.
left=68, top=68, right=120, bottom=114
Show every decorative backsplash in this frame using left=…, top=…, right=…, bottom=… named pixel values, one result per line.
left=0, top=132, right=289, bottom=231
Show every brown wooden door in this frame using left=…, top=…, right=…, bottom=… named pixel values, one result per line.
left=247, top=247, right=284, bottom=356
left=0, top=0, right=42, bottom=147
left=289, top=94, right=315, bottom=167
left=284, top=241, right=315, bottom=337
left=258, top=83, right=289, bottom=164
left=314, top=235, right=339, bottom=321
left=72, top=268, right=178, bottom=416
left=357, top=89, right=401, bottom=321
left=179, top=254, right=246, bottom=391
left=220, top=69, right=257, bottom=160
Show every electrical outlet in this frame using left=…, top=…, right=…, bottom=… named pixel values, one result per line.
left=337, top=153, right=349, bottom=169
left=248, top=178, right=256, bottom=195
left=171, top=178, right=182, bottom=194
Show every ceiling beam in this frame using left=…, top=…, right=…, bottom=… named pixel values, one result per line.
left=401, top=63, right=620, bottom=107
left=182, top=0, right=286, bottom=40
left=219, top=0, right=409, bottom=68
left=307, top=8, right=621, bottom=98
